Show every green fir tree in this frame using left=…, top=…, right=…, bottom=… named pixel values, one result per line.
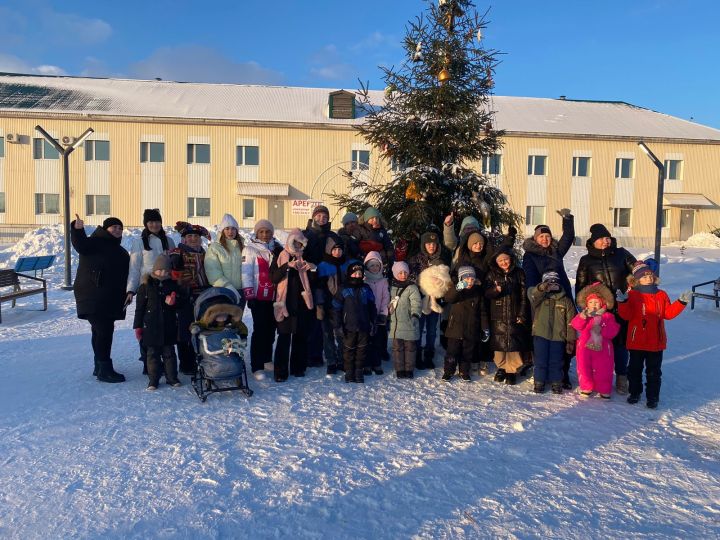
left=332, top=0, right=520, bottom=247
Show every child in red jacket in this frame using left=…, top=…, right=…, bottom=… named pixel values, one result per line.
left=617, top=260, right=690, bottom=409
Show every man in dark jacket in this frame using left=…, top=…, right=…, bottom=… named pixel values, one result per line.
left=71, top=215, right=129, bottom=383
left=575, top=223, right=637, bottom=394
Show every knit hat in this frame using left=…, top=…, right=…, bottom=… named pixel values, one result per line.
left=341, top=212, right=358, bottom=226
left=363, top=207, right=382, bottom=222
left=347, top=261, right=364, bottom=279
left=253, top=219, right=274, bottom=235
left=312, top=205, right=330, bottom=219
left=542, top=271, right=560, bottom=283
left=467, top=231, right=485, bottom=249
left=391, top=261, right=410, bottom=279
left=533, top=224, right=552, bottom=240
left=632, top=260, right=654, bottom=279
left=152, top=254, right=171, bottom=273
left=175, top=221, right=210, bottom=239
left=326, top=236, right=344, bottom=255
left=143, top=208, right=162, bottom=226
left=585, top=292, right=607, bottom=308
left=460, top=216, right=480, bottom=234
left=102, top=217, right=123, bottom=230
left=457, top=266, right=476, bottom=280
left=589, top=223, right=612, bottom=242
left=219, top=213, right=239, bottom=231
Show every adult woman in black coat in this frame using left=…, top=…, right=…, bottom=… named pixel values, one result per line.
left=71, top=214, right=130, bottom=383
left=574, top=223, right=637, bottom=393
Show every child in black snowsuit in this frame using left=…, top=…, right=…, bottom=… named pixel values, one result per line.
left=133, top=254, right=184, bottom=390
left=332, top=261, right=377, bottom=383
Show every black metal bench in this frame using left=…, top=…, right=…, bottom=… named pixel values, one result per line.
left=0, top=255, right=55, bottom=322
left=690, top=278, right=720, bottom=310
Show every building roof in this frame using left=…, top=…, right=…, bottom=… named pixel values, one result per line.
left=1, top=73, right=719, bottom=142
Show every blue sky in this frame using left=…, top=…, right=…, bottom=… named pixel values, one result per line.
left=1, top=0, right=718, bottom=128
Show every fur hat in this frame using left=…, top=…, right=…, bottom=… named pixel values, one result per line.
left=102, top=217, right=123, bottom=230
left=199, top=303, right=248, bottom=336
left=143, top=208, right=162, bottom=226
left=253, top=219, right=274, bottom=235
left=533, top=224, right=552, bottom=240
left=589, top=223, right=612, bottom=242
left=391, top=261, right=409, bottom=279
left=285, top=228, right=307, bottom=255
left=175, top=221, right=210, bottom=239
left=459, top=216, right=480, bottom=234
left=347, top=261, right=365, bottom=279
left=421, top=231, right=440, bottom=248
left=312, top=205, right=330, bottom=219
left=342, top=212, right=358, bottom=226
left=363, top=207, right=382, bottom=222
left=632, top=260, right=655, bottom=279
left=418, top=264, right=451, bottom=298
left=457, top=266, right=476, bottom=281
left=152, top=254, right=171, bottom=273
left=219, top=213, right=239, bottom=231
left=576, top=281, right=615, bottom=310
left=325, top=236, right=344, bottom=255
left=467, top=231, right=485, bottom=249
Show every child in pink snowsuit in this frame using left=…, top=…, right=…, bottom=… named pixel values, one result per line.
left=572, top=282, right=620, bottom=398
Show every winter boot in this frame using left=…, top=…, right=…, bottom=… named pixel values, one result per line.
left=96, top=361, right=125, bottom=383
left=355, top=370, right=365, bottom=383
left=646, top=400, right=658, bottom=409
left=599, top=393, right=611, bottom=399
left=460, top=372, right=471, bottom=382
left=533, top=382, right=545, bottom=393
left=93, top=359, right=99, bottom=377
left=363, top=367, right=372, bottom=376
left=423, top=349, right=436, bottom=370
left=504, top=373, right=517, bottom=385
left=627, top=394, right=640, bottom=404
left=615, top=375, right=629, bottom=395
left=327, top=364, right=338, bottom=375
left=562, top=372, right=572, bottom=390
left=406, top=370, right=414, bottom=379
left=551, top=382, right=563, bottom=395
left=373, top=367, right=384, bottom=375
left=494, top=369, right=506, bottom=383
left=415, top=349, right=426, bottom=370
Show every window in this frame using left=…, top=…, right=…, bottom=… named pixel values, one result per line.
left=613, top=208, right=632, bottom=227
left=140, top=142, right=165, bottom=163
left=0, top=192, right=5, bottom=213
left=527, top=155, right=546, bottom=176
left=35, top=193, right=60, bottom=214
left=243, top=199, right=255, bottom=219
left=86, top=194, right=111, bottom=216
left=615, top=158, right=634, bottom=179
left=525, top=206, right=545, bottom=226
left=662, top=209, right=670, bottom=228
left=482, top=154, right=502, bottom=175
left=236, top=145, right=259, bottom=166
left=33, top=138, right=60, bottom=160
left=85, top=140, right=110, bottom=161
left=187, top=143, right=210, bottom=164
left=0, top=136, right=4, bottom=158
left=351, top=149, right=370, bottom=170
left=664, top=159, right=683, bottom=181
left=187, top=197, right=211, bottom=217
left=572, top=156, right=591, bottom=177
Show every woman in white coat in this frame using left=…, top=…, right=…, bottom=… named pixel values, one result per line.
left=205, top=213, right=245, bottom=298
left=126, top=208, right=176, bottom=373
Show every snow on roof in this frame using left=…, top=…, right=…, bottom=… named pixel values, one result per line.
left=1, top=73, right=719, bottom=141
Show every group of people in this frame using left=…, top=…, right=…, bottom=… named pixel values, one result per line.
left=70, top=204, right=689, bottom=407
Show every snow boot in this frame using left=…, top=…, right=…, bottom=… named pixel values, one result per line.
left=96, top=360, right=125, bottom=383
left=646, top=400, right=658, bottom=409
left=599, top=393, right=611, bottom=399
left=504, top=373, right=517, bottom=385
left=423, top=349, right=436, bottom=369
left=93, top=359, right=99, bottom=377
left=363, top=367, right=372, bottom=376
left=615, top=375, right=629, bottom=395
left=494, top=369, right=506, bottom=383
left=534, top=382, right=545, bottom=393
left=373, top=367, right=384, bottom=375
left=627, top=394, right=640, bottom=404
left=562, top=373, right=572, bottom=390
left=406, top=370, right=414, bottom=379
left=327, top=364, right=338, bottom=375
left=551, top=383, right=564, bottom=395
left=460, top=373, right=471, bottom=382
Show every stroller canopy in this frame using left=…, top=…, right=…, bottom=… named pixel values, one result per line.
left=194, top=287, right=242, bottom=321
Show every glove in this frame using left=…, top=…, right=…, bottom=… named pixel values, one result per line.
left=536, top=282, right=548, bottom=292
left=556, top=208, right=573, bottom=219
left=482, top=330, right=490, bottom=342
left=165, top=291, right=177, bottom=306
left=565, top=341, right=575, bottom=355
left=170, top=270, right=183, bottom=281
left=615, top=289, right=628, bottom=303
left=375, top=314, right=387, bottom=326
left=134, top=328, right=143, bottom=341
left=242, top=287, right=255, bottom=301
left=679, top=290, right=692, bottom=304
left=456, top=280, right=468, bottom=291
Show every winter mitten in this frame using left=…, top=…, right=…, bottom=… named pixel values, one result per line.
left=170, top=270, right=183, bottom=281
left=679, top=290, right=692, bottom=304
left=615, top=289, right=628, bottom=303
left=536, top=282, right=548, bottom=292
left=456, top=280, right=467, bottom=291
left=556, top=208, right=572, bottom=219
left=134, top=328, right=143, bottom=341
left=388, top=296, right=400, bottom=314
left=242, top=287, right=255, bottom=301
left=165, top=291, right=177, bottom=306
left=481, top=330, right=490, bottom=343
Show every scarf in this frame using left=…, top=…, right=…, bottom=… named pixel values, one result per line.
left=141, top=228, right=169, bottom=251
left=364, top=269, right=384, bottom=283
left=274, top=247, right=314, bottom=322
left=635, top=284, right=659, bottom=294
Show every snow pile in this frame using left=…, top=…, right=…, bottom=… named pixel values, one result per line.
left=668, top=232, right=720, bottom=249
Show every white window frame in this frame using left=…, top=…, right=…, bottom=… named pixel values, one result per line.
left=140, top=142, right=165, bottom=163
left=33, top=138, right=60, bottom=160
left=525, top=205, right=546, bottom=226
left=615, top=158, right=634, bottom=179
left=242, top=199, right=255, bottom=220
left=35, top=193, right=60, bottom=214
left=86, top=194, right=111, bottom=216
left=613, top=208, right=632, bottom=227
left=527, top=155, right=547, bottom=176
left=85, top=140, right=110, bottom=162
left=482, top=154, right=502, bottom=175
left=572, top=156, right=591, bottom=177
left=351, top=149, right=370, bottom=170
left=187, top=143, right=211, bottom=164
left=187, top=197, right=211, bottom=217
left=661, top=208, right=670, bottom=228
left=0, top=136, right=4, bottom=158
left=0, top=192, right=5, bottom=213
left=236, top=145, right=260, bottom=166
left=664, top=159, right=683, bottom=181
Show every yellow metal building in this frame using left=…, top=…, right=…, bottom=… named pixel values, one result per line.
left=1, top=74, right=719, bottom=246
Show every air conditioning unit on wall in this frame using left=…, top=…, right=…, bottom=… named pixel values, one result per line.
left=5, top=133, right=21, bottom=143
left=61, top=136, right=77, bottom=145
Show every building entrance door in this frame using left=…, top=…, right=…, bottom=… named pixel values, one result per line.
left=269, top=199, right=284, bottom=230
left=679, top=209, right=694, bottom=241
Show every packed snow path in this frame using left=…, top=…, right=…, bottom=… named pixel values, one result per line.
left=0, top=230, right=719, bottom=538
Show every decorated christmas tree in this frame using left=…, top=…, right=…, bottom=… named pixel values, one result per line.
left=332, top=0, right=519, bottom=246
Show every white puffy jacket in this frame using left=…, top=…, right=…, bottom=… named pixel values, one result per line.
left=126, top=234, right=176, bottom=293
left=205, top=239, right=243, bottom=291
left=241, top=237, right=281, bottom=298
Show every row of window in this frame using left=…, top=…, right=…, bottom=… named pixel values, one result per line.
left=525, top=205, right=669, bottom=228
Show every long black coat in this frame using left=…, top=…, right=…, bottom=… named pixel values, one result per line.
left=133, top=276, right=182, bottom=347
left=484, top=262, right=531, bottom=353
left=304, top=220, right=341, bottom=265
left=443, top=284, right=488, bottom=341
left=521, top=215, right=575, bottom=300
left=71, top=224, right=129, bottom=321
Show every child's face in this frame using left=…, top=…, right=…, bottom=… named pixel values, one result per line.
left=256, top=228, right=273, bottom=243
left=395, top=270, right=409, bottom=281
left=587, top=298, right=602, bottom=312
left=215, top=313, right=229, bottom=324
left=351, top=269, right=363, bottom=279
left=366, top=260, right=382, bottom=273
left=463, top=276, right=476, bottom=288
left=293, top=240, right=304, bottom=251
left=496, top=254, right=511, bottom=272
left=425, top=242, right=438, bottom=255
left=470, top=241, right=484, bottom=253
left=153, top=268, right=168, bottom=278
left=367, top=216, right=380, bottom=228
left=639, top=274, right=654, bottom=285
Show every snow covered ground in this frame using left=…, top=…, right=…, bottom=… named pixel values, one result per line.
left=1, top=227, right=719, bottom=539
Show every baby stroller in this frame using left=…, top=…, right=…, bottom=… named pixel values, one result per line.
left=190, top=287, right=253, bottom=401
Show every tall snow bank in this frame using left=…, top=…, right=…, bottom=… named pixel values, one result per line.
left=668, top=233, right=720, bottom=249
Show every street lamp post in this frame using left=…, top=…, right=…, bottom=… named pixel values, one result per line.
left=637, top=141, right=665, bottom=276
left=35, top=125, right=95, bottom=290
